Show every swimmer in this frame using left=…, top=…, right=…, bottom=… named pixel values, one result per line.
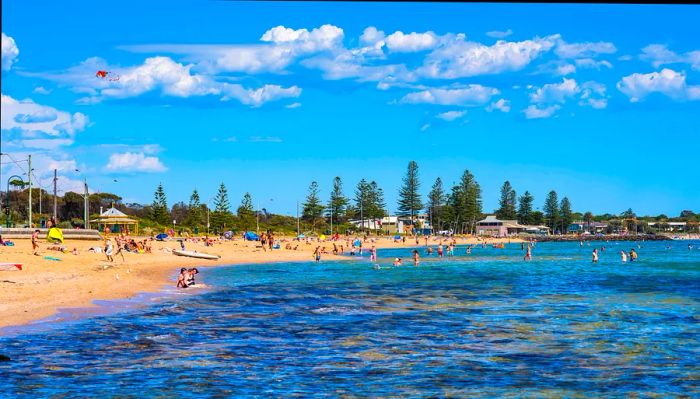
left=629, top=249, right=637, bottom=262
left=186, top=268, right=199, bottom=286
left=412, top=249, right=420, bottom=265
left=393, top=257, right=402, bottom=267
left=176, top=268, right=190, bottom=288
left=524, top=244, right=532, bottom=261
left=437, top=245, right=444, bottom=258
left=620, top=250, right=627, bottom=263
left=592, top=248, right=598, bottom=263
left=370, top=245, right=377, bottom=262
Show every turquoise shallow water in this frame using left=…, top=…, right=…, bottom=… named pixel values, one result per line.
left=1, top=240, right=700, bottom=398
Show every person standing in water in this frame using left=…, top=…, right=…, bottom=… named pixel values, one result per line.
left=620, top=250, right=627, bottom=263
left=592, top=248, right=599, bottom=263
left=629, top=248, right=638, bottom=262
left=412, top=249, right=420, bottom=265
left=524, top=244, right=532, bottom=261
left=437, top=244, right=444, bottom=258
left=370, top=245, right=377, bottom=262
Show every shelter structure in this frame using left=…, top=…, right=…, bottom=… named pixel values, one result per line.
left=90, top=207, right=138, bottom=235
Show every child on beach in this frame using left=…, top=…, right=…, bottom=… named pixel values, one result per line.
left=32, top=229, right=40, bottom=255
left=177, top=268, right=190, bottom=288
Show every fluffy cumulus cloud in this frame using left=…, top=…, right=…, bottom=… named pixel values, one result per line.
left=106, top=152, right=166, bottom=172
left=436, top=110, right=465, bottom=121
left=617, top=68, right=700, bottom=102
left=575, top=58, right=612, bottom=70
left=385, top=31, right=439, bottom=53
left=579, top=81, right=608, bottom=109
left=401, top=85, right=499, bottom=106
left=486, top=29, right=513, bottom=39
left=554, top=39, right=617, bottom=59
left=1, top=94, right=88, bottom=146
left=529, top=78, right=580, bottom=104
left=2, top=32, right=19, bottom=71
left=486, top=98, right=511, bottom=112
left=36, top=56, right=300, bottom=107
left=418, top=35, right=558, bottom=79
left=523, top=104, right=561, bottom=119
left=640, top=44, right=700, bottom=71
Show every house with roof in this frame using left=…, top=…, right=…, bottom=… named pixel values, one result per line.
left=90, top=206, right=139, bottom=234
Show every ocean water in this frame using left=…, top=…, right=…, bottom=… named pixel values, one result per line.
left=1, top=240, right=699, bottom=398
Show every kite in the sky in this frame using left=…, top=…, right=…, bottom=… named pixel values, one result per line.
left=96, top=70, right=120, bottom=81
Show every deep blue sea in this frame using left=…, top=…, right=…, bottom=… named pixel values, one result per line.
left=1, top=240, right=699, bottom=398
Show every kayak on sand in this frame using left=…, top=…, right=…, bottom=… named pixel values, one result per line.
left=172, top=250, right=220, bottom=260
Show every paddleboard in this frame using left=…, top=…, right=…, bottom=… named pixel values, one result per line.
left=172, top=250, right=220, bottom=260
left=0, top=263, right=22, bottom=271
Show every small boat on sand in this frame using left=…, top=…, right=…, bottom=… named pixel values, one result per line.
left=172, top=250, right=220, bottom=260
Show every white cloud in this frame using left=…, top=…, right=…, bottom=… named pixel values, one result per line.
left=436, top=110, right=465, bottom=121
left=618, top=55, right=633, bottom=61
left=249, top=136, right=282, bottom=143
left=33, top=86, right=52, bottom=95
left=221, top=84, right=301, bottom=107
left=617, top=68, right=699, bottom=102
left=1, top=94, right=89, bottom=142
left=106, top=152, right=167, bottom=172
left=486, top=29, right=513, bottom=39
left=1, top=32, right=19, bottom=71
left=360, top=26, right=385, bottom=47
left=535, top=60, right=576, bottom=76
left=486, top=98, right=511, bottom=112
left=285, top=102, right=301, bottom=109
left=35, top=56, right=301, bottom=107
left=385, top=31, right=439, bottom=53
left=575, top=58, right=613, bottom=69
left=523, top=104, right=561, bottom=119
left=640, top=44, right=700, bottom=71
left=579, top=81, right=608, bottom=109
left=555, top=40, right=617, bottom=59
left=530, top=78, right=580, bottom=104
left=420, top=123, right=430, bottom=132
left=400, top=85, right=499, bottom=106
left=418, top=35, right=557, bottom=79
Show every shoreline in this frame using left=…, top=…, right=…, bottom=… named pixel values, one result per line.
left=0, top=235, right=520, bottom=333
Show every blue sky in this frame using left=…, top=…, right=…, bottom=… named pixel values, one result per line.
left=2, top=1, right=699, bottom=217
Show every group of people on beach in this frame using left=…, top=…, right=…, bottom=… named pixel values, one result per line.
left=176, top=267, right=199, bottom=288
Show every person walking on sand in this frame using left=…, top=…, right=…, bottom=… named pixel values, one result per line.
left=32, top=229, right=40, bottom=256
left=314, top=246, right=321, bottom=262
left=592, top=248, right=599, bottom=263
left=620, top=250, right=627, bottom=263
left=105, top=239, right=114, bottom=262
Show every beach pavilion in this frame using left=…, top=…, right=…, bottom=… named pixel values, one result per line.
left=90, top=206, right=139, bottom=235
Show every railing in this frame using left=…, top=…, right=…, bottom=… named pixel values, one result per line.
left=0, top=227, right=103, bottom=240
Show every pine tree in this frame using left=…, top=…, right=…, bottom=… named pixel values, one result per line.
left=366, top=181, right=386, bottom=230
left=427, top=177, right=446, bottom=232
left=151, top=183, right=169, bottom=225
left=354, top=179, right=371, bottom=230
left=302, top=181, right=324, bottom=232
left=495, top=180, right=517, bottom=220
left=560, top=197, right=573, bottom=234
left=465, top=179, right=482, bottom=234
left=326, top=176, right=348, bottom=224
left=397, top=160, right=423, bottom=223
left=211, top=182, right=233, bottom=231
left=237, top=192, right=255, bottom=230
left=186, top=189, right=202, bottom=229
left=543, top=190, right=560, bottom=233
left=517, top=191, right=534, bottom=225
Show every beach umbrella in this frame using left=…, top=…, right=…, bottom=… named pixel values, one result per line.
left=394, top=234, right=401, bottom=240
left=155, top=233, right=169, bottom=241
left=354, top=239, right=361, bottom=246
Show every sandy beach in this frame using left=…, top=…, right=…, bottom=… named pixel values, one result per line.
left=0, top=234, right=522, bottom=331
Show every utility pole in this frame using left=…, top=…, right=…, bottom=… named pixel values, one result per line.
left=256, top=201, right=259, bottom=234
left=330, top=203, right=333, bottom=236
left=296, top=201, right=300, bottom=237
left=83, top=177, right=89, bottom=229
left=28, top=155, right=32, bottom=227
left=53, top=169, right=58, bottom=220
